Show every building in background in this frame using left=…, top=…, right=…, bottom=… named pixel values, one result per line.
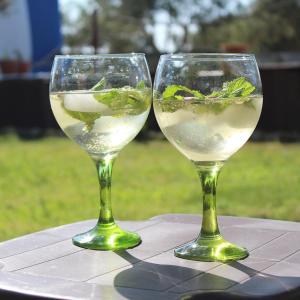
left=0, top=0, right=62, bottom=74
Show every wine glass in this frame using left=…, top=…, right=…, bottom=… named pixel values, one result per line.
left=49, top=54, right=151, bottom=250
left=153, top=53, right=262, bottom=261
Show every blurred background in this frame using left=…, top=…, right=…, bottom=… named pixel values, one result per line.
left=0, top=0, right=300, bottom=240
left=1, top=0, right=300, bottom=138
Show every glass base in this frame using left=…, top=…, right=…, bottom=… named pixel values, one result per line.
left=174, top=236, right=249, bottom=262
left=72, top=222, right=141, bottom=250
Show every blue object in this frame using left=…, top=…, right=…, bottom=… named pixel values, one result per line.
left=27, top=0, right=62, bottom=72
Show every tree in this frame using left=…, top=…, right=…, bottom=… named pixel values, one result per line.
left=0, top=0, right=11, bottom=13
left=63, top=0, right=300, bottom=53
left=63, top=0, right=157, bottom=53
left=62, top=0, right=245, bottom=53
left=192, top=0, right=300, bottom=52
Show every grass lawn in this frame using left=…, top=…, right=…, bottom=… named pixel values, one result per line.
left=0, top=134, right=300, bottom=241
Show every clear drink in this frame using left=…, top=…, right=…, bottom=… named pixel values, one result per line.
left=50, top=53, right=152, bottom=251
left=50, top=88, right=150, bottom=157
left=154, top=96, right=262, bottom=161
left=153, top=53, right=263, bottom=262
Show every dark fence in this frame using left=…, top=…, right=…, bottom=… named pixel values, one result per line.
left=257, top=63, right=300, bottom=139
left=0, top=62, right=299, bottom=139
left=0, top=78, right=55, bottom=129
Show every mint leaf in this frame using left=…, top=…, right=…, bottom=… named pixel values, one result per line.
left=157, top=77, right=256, bottom=114
left=94, top=89, right=121, bottom=107
left=136, top=80, right=146, bottom=89
left=91, top=77, right=106, bottom=91
left=61, top=104, right=100, bottom=131
left=208, top=77, right=255, bottom=98
left=61, top=78, right=150, bottom=132
left=94, top=86, right=150, bottom=115
left=162, top=85, right=204, bottom=100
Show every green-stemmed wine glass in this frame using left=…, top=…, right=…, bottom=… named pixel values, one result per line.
left=153, top=53, right=262, bottom=261
left=50, top=54, right=151, bottom=250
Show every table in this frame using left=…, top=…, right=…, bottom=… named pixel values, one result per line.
left=0, top=214, right=300, bottom=299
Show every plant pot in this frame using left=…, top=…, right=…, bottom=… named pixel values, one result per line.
left=220, top=43, right=249, bottom=53
left=0, top=60, right=19, bottom=74
left=18, top=61, right=31, bottom=73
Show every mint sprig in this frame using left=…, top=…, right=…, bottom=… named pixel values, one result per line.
left=62, top=79, right=150, bottom=131
left=207, top=77, right=255, bottom=98
left=93, top=80, right=150, bottom=115
left=162, top=85, right=204, bottom=100
left=159, top=77, right=256, bottom=113
left=162, top=77, right=255, bottom=101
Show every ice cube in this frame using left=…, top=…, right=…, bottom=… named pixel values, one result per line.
left=158, top=110, right=196, bottom=128
left=64, top=93, right=112, bottom=115
left=166, top=120, right=224, bottom=154
left=221, top=100, right=262, bottom=128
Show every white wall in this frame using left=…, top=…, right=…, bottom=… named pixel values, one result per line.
left=0, top=0, right=32, bottom=61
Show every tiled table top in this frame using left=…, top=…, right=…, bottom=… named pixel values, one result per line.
left=0, top=214, right=299, bottom=299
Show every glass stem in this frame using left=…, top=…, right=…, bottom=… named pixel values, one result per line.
left=94, top=157, right=116, bottom=225
left=194, top=161, right=224, bottom=239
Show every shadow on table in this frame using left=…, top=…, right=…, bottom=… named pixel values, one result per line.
left=113, top=251, right=300, bottom=300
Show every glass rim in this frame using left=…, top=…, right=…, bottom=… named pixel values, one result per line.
left=54, top=53, right=146, bottom=59
left=160, top=53, right=255, bottom=61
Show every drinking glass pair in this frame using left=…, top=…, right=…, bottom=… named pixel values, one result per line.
left=50, top=53, right=262, bottom=262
